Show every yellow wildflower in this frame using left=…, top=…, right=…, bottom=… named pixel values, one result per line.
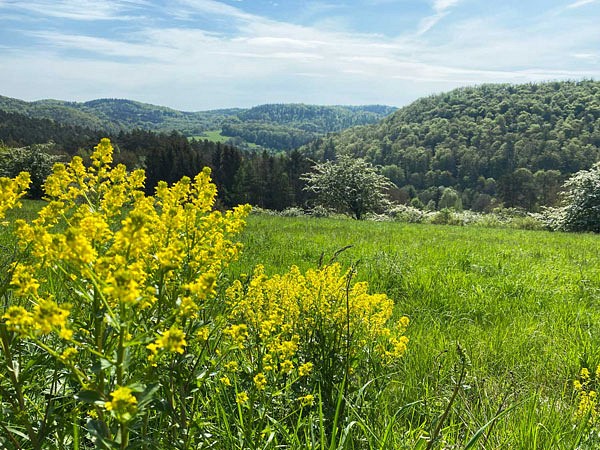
left=280, top=360, right=294, bottom=374
left=224, top=361, right=239, bottom=372
left=0, top=172, right=30, bottom=220
left=197, top=326, right=210, bottom=343
left=32, top=298, right=70, bottom=335
left=59, top=347, right=78, bottom=362
left=105, top=386, right=137, bottom=422
left=253, top=373, right=267, bottom=391
left=298, top=362, right=313, bottom=377
left=298, top=394, right=315, bottom=407
left=2, top=306, right=35, bottom=336
left=10, top=263, right=40, bottom=297
left=225, top=324, right=248, bottom=347
left=155, top=327, right=187, bottom=354
left=236, top=391, right=249, bottom=405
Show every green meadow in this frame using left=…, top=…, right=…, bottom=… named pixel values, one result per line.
left=229, top=214, right=600, bottom=448
left=3, top=201, right=600, bottom=448
left=190, top=130, right=231, bottom=143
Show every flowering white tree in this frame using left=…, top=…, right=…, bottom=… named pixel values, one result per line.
left=551, top=162, right=600, bottom=232
left=302, top=155, right=393, bottom=220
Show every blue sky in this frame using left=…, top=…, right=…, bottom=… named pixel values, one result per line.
left=0, top=0, right=598, bottom=110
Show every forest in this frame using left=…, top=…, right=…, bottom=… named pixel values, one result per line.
left=1, top=80, right=599, bottom=213
left=0, top=95, right=394, bottom=149
left=304, top=80, right=600, bottom=211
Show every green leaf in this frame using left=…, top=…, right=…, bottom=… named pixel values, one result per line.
left=75, top=389, right=105, bottom=406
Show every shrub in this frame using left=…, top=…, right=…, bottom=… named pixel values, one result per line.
left=387, top=204, right=429, bottom=223
left=279, top=206, right=306, bottom=217
left=0, top=143, right=63, bottom=198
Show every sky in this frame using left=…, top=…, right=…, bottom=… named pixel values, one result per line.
left=0, top=0, right=598, bottom=111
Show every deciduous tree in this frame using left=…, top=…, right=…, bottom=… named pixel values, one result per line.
left=302, top=155, right=393, bottom=219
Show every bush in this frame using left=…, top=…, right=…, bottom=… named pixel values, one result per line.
left=309, top=204, right=333, bottom=218
left=0, top=143, right=63, bottom=198
left=279, top=206, right=306, bottom=217
left=387, top=204, right=429, bottom=223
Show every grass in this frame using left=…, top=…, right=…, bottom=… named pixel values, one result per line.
left=227, top=214, right=600, bottom=448
left=190, top=129, right=260, bottom=148
left=3, top=201, right=600, bottom=448
left=190, top=129, right=231, bottom=143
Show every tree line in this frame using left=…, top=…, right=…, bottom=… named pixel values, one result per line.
left=0, top=113, right=313, bottom=210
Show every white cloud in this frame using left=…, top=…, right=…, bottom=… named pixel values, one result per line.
left=417, top=0, right=461, bottom=35
left=433, top=0, right=461, bottom=13
left=0, top=0, right=598, bottom=110
left=566, top=0, right=597, bottom=9
left=0, top=0, right=148, bottom=21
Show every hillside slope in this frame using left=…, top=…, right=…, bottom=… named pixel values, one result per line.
left=0, top=95, right=395, bottom=149
left=302, top=80, right=600, bottom=210
left=221, top=103, right=396, bottom=150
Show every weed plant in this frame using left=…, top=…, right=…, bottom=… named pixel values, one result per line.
left=0, top=140, right=409, bottom=449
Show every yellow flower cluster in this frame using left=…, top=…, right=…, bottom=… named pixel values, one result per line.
left=147, top=326, right=187, bottom=364
left=5, top=139, right=250, bottom=352
left=220, top=263, right=409, bottom=410
left=226, top=263, right=409, bottom=369
left=105, top=386, right=138, bottom=423
left=3, top=298, right=71, bottom=338
left=0, top=172, right=30, bottom=220
left=574, top=366, right=600, bottom=423
left=297, top=394, right=315, bottom=407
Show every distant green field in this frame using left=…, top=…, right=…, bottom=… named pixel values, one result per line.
left=190, top=129, right=231, bottom=143
left=228, top=214, right=600, bottom=447
left=190, top=129, right=260, bottom=149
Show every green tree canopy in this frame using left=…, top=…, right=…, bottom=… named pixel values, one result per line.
left=302, top=156, right=393, bottom=219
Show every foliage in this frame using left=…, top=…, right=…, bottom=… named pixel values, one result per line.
left=302, top=80, right=600, bottom=211
left=302, top=156, right=393, bottom=220
left=0, top=143, right=63, bottom=198
left=0, top=140, right=409, bottom=449
left=221, top=104, right=396, bottom=150
left=548, top=162, right=600, bottom=232
left=573, top=366, right=600, bottom=424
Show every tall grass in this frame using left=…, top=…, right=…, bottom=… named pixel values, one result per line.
left=3, top=201, right=600, bottom=448
left=228, top=215, right=600, bottom=448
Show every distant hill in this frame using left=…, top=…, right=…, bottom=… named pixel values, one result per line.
left=302, top=80, right=600, bottom=211
left=221, top=103, right=396, bottom=150
left=0, top=95, right=396, bottom=150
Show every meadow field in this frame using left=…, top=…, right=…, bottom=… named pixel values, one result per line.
left=229, top=214, right=600, bottom=448
left=2, top=194, right=600, bottom=449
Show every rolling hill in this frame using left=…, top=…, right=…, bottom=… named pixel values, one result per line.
left=302, top=80, right=600, bottom=210
left=0, top=95, right=396, bottom=150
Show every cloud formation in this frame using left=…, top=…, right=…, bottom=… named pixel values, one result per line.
left=0, top=0, right=598, bottom=109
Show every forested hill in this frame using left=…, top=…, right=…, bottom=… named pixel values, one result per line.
left=0, top=96, right=240, bottom=135
left=221, top=104, right=396, bottom=150
left=0, top=95, right=396, bottom=149
left=302, top=80, right=600, bottom=211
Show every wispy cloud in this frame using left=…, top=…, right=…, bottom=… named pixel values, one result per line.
left=566, top=0, right=597, bottom=9
left=417, top=0, right=462, bottom=35
left=174, top=0, right=258, bottom=22
left=0, top=0, right=148, bottom=21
